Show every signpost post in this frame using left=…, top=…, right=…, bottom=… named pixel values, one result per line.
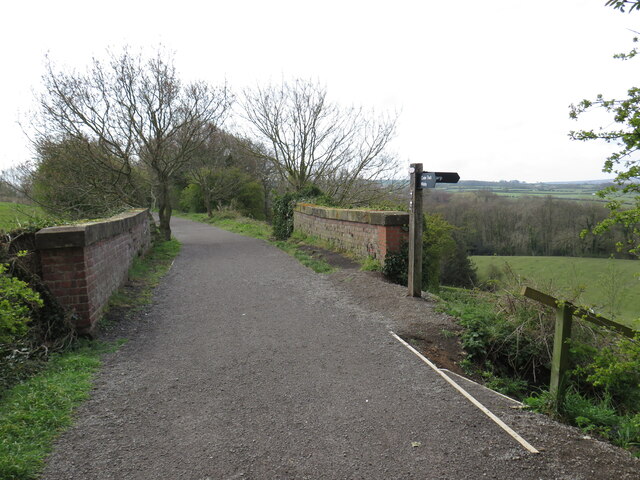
left=408, top=164, right=459, bottom=297
left=408, top=164, right=423, bottom=297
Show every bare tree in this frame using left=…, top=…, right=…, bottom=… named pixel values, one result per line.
left=241, top=79, right=401, bottom=205
left=33, top=47, right=232, bottom=239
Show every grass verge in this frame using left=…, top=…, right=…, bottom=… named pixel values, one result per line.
left=176, top=211, right=334, bottom=273
left=0, top=237, right=181, bottom=479
left=106, top=238, right=181, bottom=313
left=0, top=341, right=118, bottom=479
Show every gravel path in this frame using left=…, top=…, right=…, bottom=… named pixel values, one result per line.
left=42, top=217, right=639, bottom=479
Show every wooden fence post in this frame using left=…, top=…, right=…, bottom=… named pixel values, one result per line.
left=550, top=304, right=573, bottom=407
left=522, top=286, right=638, bottom=412
left=408, top=163, right=423, bottom=297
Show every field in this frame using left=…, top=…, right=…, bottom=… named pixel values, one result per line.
left=437, top=181, right=636, bottom=206
left=471, top=255, right=640, bottom=328
left=0, top=202, right=45, bottom=231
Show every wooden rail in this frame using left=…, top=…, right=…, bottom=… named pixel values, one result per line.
left=521, top=286, right=637, bottom=408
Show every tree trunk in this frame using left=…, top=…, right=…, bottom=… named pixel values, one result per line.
left=157, top=180, right=172, bottom=241
left=203, top=187, right=213, bottom=218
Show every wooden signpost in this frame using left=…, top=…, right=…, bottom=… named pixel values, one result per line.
left=408, top=164, right=424, bottom=297
left=408, top=164, right=459, bottom=297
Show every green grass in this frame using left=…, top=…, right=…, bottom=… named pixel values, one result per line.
left=471, top=255, right=640, bottom=328
left=0, top=202, right=47, bottom=232
left=175, top=211, right=334, bottom=273
left=272, top=239, right=334, bottom=273
left=0, top=341, right=113, bottom=479
left=360, top=256, right=382, bottom=272
left=108, top=238, right=181, bottom=310
left=0, top=238, right=181, bottom=479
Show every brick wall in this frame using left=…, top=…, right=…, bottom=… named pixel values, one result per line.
left=293, top=204, right=409, bottom=262
left=36, top=209, right=151, bottom=334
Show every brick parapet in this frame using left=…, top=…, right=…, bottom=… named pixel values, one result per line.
left=36, top=209, right=151, bottom=334
left=293, top=204, right=408, bottom=262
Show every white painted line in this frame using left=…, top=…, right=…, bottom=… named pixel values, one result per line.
left=390, top=331, right=539, bottom=454
left=440, top=368, right=524, bottom=406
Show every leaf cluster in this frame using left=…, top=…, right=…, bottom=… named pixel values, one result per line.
left=569, top=40, right=640, bottom=257
left=0, top=263, right=43, bottom=344
left=382, top=213, right=463, bottom=291
left=271, top=186, right=335, bottom=241
left=605, top=0, right=640, bottom=13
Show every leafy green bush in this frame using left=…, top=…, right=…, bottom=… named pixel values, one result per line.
left=382, top=241, right=410, bottom=285
left=0, top=264, right=43, bottom=344
left=0, top=223, right=76, bottom=395
left=271, top=185, right=332, bottom=240
left=179, top=184, right=205, bottom=213
left=440, top=232, right=478, bottom=288
left=382, top=213, right=457, bottom=291
left=235, top=181, right=265, bottom=220
left=272, top=192, right=297, bottom=240
left=437, top=287, right=554, bottom=391
left=572, top=334, right=640, bottom=414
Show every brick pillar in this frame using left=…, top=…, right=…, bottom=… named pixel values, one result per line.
left=39, top=247, right=92, bottom=331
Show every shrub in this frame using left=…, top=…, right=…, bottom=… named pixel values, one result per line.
left=0, top=264, right=43, bottom=344
left=382, top=213, right=456, bottom=291
left=572, top=334, right=640, bottom=414
left=272, top=192, right=297, bottom=240
left=440, top=232, right=478, bottom=288
left=0, top=224, right=76, bottom=394
left=179, top=184, right=205, bottom=213
left=437, top=286, right=555, bottom=390
left=236, top=181, right=265, bottom=220
left=271, top=185, right=332, bottom=240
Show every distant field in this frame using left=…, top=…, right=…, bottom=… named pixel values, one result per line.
left=471, top=255, right=640, bottom=328
left=438, top=182, right=635, bottom=206
left=0, top=202, right=45, bottom=231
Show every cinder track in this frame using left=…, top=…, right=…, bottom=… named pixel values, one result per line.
left=42, top=217, right=639, bottom=479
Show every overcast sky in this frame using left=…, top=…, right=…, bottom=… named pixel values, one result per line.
left=1, top=0, right=639, bottom=183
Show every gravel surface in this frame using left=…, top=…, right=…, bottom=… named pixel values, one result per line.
left=42, top=217, right=639, bottom=479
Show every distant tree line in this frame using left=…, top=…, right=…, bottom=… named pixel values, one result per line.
left=424, top=191, right=633, bottom=258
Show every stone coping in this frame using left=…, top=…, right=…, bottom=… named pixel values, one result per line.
left=35, top=209, right=149, bottom=250
left=295, top=203, right=408, bottom=226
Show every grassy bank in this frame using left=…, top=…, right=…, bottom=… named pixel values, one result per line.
left=437, top=286, right=640, bottom=456
left=0, top=237, right=180, bottom=480
left=471, top=255, right=639, bottom=328
left=0, top=202, right=47, bottom=232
